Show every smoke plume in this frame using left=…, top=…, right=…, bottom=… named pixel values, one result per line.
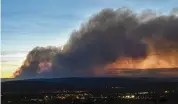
left=14, top=8, right=178, bottom=78
left=14, top=46, right=60, bottom=78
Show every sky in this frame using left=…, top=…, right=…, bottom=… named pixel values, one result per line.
left=1, top=0, right=178, bottom=78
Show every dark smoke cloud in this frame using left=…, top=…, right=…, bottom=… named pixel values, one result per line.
left=14, top=46, right=60, bottom=78
left=14, top=8, right=178, bottom=78
left=54, top=8, right=148, bottom=76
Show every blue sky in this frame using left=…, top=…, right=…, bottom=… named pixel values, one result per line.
left=1, top=0, right=178, bottom=77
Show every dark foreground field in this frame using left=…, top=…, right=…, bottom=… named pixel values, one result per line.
left=2, top=77, right=178, bottom=104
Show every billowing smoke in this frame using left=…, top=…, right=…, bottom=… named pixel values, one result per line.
left=14, top=8, right=178, bottom=78
left=14, top=46, right=61, bottom=78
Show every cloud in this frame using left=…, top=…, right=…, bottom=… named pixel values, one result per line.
left=13, top=46, right=61, bottom=78
left=14, top=8, right=178, bottom=78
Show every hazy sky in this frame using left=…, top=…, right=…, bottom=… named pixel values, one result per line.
left=1, top=0, right=178, bottom=78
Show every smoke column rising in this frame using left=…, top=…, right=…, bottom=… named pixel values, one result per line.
left=14, top=8, right=178, bottom=78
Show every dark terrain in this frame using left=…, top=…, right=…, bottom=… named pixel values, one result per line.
left=2, top=77, right=178, bottom=104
